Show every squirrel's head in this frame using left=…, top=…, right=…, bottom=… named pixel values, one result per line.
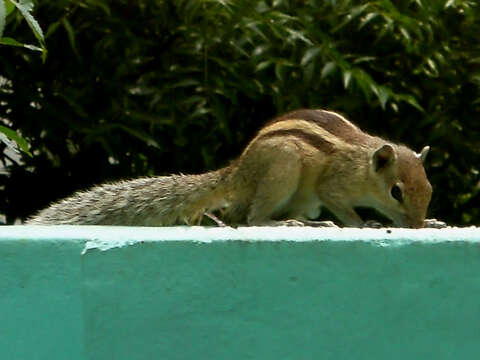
left=368, top=144, right=432, bottom=228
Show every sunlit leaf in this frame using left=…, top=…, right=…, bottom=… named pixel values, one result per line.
left=343, top=70, right=352, bottom=89
left=353, top=56, right=376, bottom=64
left=255, top=60, right=273, bottom=72
left=0, top=125, right=32, bottom=156
left=445, top=0, right=455, bottom=8
left=252, top=44, right=269, bottom=57
left=9, top=0, right=45, bottom=47
left=333, top=4, right=370, bottom=32
left=320, top=62, right=336, bottom=79
left=358, top=12, right=379, bottom=30
left=285, top=28, right=312, bottom=45
left=426, top=58, right=438, bottom=74
left=301, top=47, right=321, bottom=66
left=399, top=27, right=410, bottom=42
left=23, top=43, right=42, bottom=51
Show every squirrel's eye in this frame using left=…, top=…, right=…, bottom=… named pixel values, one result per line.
left=391, top=184, right=403, bottom=203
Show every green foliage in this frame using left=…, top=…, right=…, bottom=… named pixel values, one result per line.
left=0, top=0, right=44, bottom=157
left=0, top=0, right=47, bottom=58
left=0, top=0, right=479, bottom=225
left=0, top=125, right=31, bottom=156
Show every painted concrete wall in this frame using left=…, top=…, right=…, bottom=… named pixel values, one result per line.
left=1, top=226, right=480, bottom=360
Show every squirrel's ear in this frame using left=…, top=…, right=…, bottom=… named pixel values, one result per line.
left=372, top=144, right=396, bottom=172
left=417, top=146, right=430, bottom=164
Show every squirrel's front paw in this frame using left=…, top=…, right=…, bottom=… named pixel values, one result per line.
left=423, top=218, right=447, bottom=229
left=281, top=219, right=306, bottom=227
left=362, top=220, right=384, bottom=228
left=300, top=220, right=339, bottom=228
left=203, top=212, right=227, bottom=227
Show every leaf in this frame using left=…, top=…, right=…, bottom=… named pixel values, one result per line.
left=399, top=27, right=410, bottom=43
left=358, top=12, right=379, bottom=30
left=253, top=79, right=265, bottom=94
left=303, top=61, right=315, bottom=83
left=245, top=21, right=267, bottom=41
left=395, top=93, right=425, bottom=112
left=275, top=62, right=284, bottom=81
left=178, top=95, right=205, bottom=107
left=0, top=0, right=14, bottom=36
left=285, top=28, right=313, bottom=45
left=470, top=74, right=480, bottom=86
left=255, top=60, right=273, bottom=72
left=426, top=58, right=438, bottom=75
left=229, top=39, right=250, bottom=58
left=412, top=0, right=423, bottom=7
left=5, top=0, right=15, bottom=15
left=0, top=125, right=32, bottom=156
left=117, top=125, right=160, bottom=148
left=353, top=56, right=376, bottom=64
left=23, top=43, right=42, bottom=51
left=252, top=44, right=269, bottom=57
left=404, top=96, right=424, bottom=112
left=320, top=62, right=336, bottom=79
left=171, top=79, right=200, bottom=88
left=351, top=69, right=374, bottom=101
left=343, top=70, right=352, bottom=89
left=45, top=20, right=62, bottom=38
left=444, top=0, right=455, bottom=8
left=301, top=47, right=321, bottom=67
left=9, top=0, right=45, bottom=47
left=0, top=0, right=15, bottom=38
left=0, top=36, right=41, bottom=50
left=62, top=18, right=78, bottom=56
left=269, top=10, right=296, bottom=21
left=370, top=84, right=391, bottom=109
left=333, top=4, right=370, bottom=32
left=84, top=0, right=111, bottom=15
left=1, top=0, right=6, bottom=38
left=0, top=36, right=23, bottom=46
left=190, top=106, right=211, bottom=119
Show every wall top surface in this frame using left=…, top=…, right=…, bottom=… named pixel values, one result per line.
left=1, top=225, right=479, bottom=253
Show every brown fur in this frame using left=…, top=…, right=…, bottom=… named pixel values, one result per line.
left=268, top=109, right=367, bottom=145
left=27, top=109, right=433, bottom=228
left=257, top=128, right=335, bottom=154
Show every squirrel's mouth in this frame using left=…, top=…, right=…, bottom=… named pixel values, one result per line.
left=392, top=214, right=425, bottom=229
left=353, top=207, right=424, bottom=229
left=353, top=207, right=393, bottom=227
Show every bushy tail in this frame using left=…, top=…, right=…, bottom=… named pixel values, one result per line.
left=26, top=167, right=232, bottom=226
left=148, top=168, right=232, bottom=225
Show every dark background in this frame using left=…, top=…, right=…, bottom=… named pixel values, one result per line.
left=1, top=0, right=479, bottom=225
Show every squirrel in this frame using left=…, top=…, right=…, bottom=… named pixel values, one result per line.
left=26, top=109, right=442, bottom=228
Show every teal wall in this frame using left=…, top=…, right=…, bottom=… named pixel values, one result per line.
left=1, top=226, right=480, bottom=359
